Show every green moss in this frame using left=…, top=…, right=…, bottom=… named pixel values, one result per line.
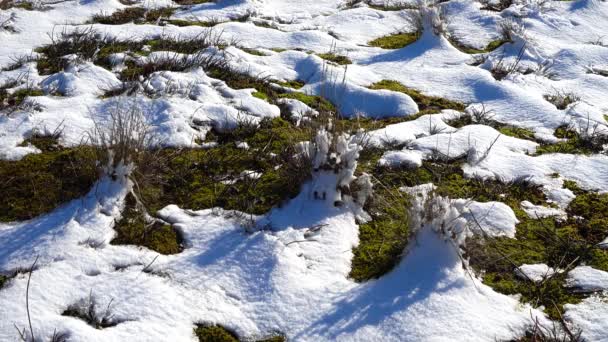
left=278, top=92, right=336, bottom=112
left=134, top=118, right=311, bottom=216
left=369, top=32, right=421, bottom=49
left=167, top=19, right=217, bottom=27
left=252, top=91, right=269, bottom=101
left=194, top=325, right=239, bottom=342
left=111, top=193, right=183, bottom=255
left=0, top=147, right=98, bottom=222
left=194, top=325, right=285, bottom=342
left=95, top=41, right=144, bottom=69
left=369, top=80, right=465, bottom=113
left=498, top=125, right=536, bottom=140
left=563, top=179, right=584, bottom=195
left=316, top=53, right=352, bottom=65
left=349, top=187, right=410, bottom=282
left=275, top=80, right=304, bottom=89
left=241, top=48, right=268, bottom=56
left=90, top=7, right=174, bottom=25
left=467, top=185, right=608, bottom=318
left=19, top=135, right=61, bottom=152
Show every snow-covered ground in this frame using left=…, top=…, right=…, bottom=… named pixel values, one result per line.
left=1, top=0, right=608, bottom=341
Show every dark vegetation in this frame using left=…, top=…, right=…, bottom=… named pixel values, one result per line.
left=0, top=84, right=44, bottom=113
left=194, top=324, right=285, bottom=342
left=316, top=53, right=352, bottom=65
left=111, top=192, right=184, bottom=254
left=62, top=292, right=121, bottom=329
left=0, top=137, right=97, bottom=222
left=450, top=38, right=508, bottom=54
left=90, top=7, right=175, bottom=25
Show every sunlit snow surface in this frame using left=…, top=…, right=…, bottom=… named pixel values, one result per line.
left=1, top=0, right=608, bottom=341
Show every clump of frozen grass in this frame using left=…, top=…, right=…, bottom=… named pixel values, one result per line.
left=519, top=315, right=583, bottom=342
left=478, top=0, right=513, bottom=12
left=89, top=100, right=152, bottom=181
left=299, top=127, right=370, bottom=207
left=585, top=65, right=608, bottom=77
left=90, top=6, right=175, bottom=25
left=62, top=291, right=121, bottom=329
left=543, top=90, right=580, bottom=110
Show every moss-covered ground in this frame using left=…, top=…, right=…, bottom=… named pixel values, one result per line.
left=369, top=80, right=466, bottom=113
left=194, top=324, right=285, bottom=342
left=466, top=179, right=608, bottom=320
left=0, top=143, right=97, bottom=222
left=369, top=32, right=421, bottom=49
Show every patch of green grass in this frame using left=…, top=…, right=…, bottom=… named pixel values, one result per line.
left=563, top=179, right=584, bottom=195
left=350, top=157, right=548, bottom=282
left=95, top=41, right=145, bottom=69
left=18, top=134, right=61, bottom=152
left=36, top=28, right=124, bottom=75
left=349, top=185, right=410, bottom=282
left=90, top=7, right=146, bottom=25
left=252, top=91, right=269, bottom=101
left=316, top=53, right=352, bottom=65
left=111, top=193, right=183, bottom=255
left=498, top=125, right=536, bottom=140
left=0, top=146, right=98, bottom=222
left=368, top=32, right=421, bottom=49
left=166, top=19, right=218, bottom=27
left=278, top=92, right=336, bottom=112
left=135, top=118, right=311, bottom=216
left=241, top=48, right=268, bottom=56
left=369, top=80, right=466, bottom=113
left=275, top=80, right=305, bottom=89
left=90, top=7, right=175, bottom=25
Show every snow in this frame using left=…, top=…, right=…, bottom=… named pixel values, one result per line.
left=515, top=264, right=556, bottom=283
left=520, top=201, right=566, bottom=220
left=378, top=149, right=423, bottom=169
left=565, top=295, right=608, bottom=342
left=0, top=177, right=547, bottom=341
left=566, top=266, right=608, bottom=293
